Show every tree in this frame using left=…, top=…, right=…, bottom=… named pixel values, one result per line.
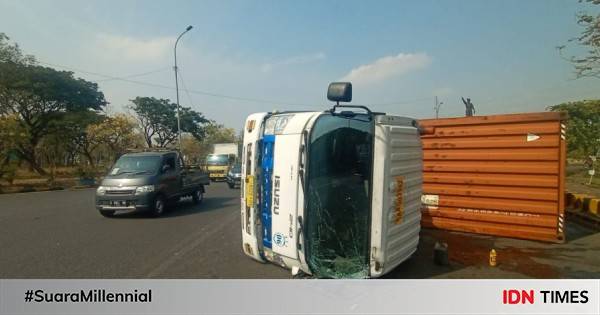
left=548, top=100, right=600, bottom=157
left=45, top=110, right=105, bottom=167
left=200, top=123, right=238, bottom=162
left=559, top=0, right=600, bottom=78
left=130, top=96, right=209, bottom=148
left=203, top=123, right=237, bottom=144
left=180, top=135, right=204, bottom=165
left=87, top=115, right=141, bottom=163
left=0, top=34, right=107, bottom=175
left=0, top=33, right=35, bottom=65
left=0, top=115, right=27, bottom=179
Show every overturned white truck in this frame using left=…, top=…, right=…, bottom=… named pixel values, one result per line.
left=240, top=82, right=423, bottom=278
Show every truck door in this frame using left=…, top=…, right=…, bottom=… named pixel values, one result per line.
left=161, top=153, right=179, bottom=198
left=178, top=154, right=191, bottom=190
left=303, top=114, right=373, bottom=278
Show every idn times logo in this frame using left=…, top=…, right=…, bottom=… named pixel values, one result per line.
left=503, top=290, right=589, bottom=304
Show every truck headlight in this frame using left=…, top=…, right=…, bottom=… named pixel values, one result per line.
left=135, top=185, right=155, bottom=194
left=96, top=186, right=107, bottom=195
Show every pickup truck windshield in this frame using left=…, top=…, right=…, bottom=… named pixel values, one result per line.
left=109, top=155, right=161, bottom=176
left=206, top=154, right=229, bottom=166
left=304, top=114, right=373, bottom=278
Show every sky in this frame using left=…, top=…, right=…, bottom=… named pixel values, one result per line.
left=1, top=0, right=599, bottom=129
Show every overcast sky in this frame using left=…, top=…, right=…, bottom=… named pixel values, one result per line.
left=1, top=0, right=598, bottom=129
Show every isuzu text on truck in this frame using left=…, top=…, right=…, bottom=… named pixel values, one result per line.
left=240, top=82, right=423, bottom=278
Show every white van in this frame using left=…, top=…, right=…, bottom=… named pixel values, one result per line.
left=240, top=83, right=423, bottom=278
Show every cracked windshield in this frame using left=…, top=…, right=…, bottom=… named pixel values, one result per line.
left=305, top=114, right=373, bottom=278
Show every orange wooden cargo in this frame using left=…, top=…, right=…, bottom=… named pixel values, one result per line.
left=419, top=112, right=567, bottom=243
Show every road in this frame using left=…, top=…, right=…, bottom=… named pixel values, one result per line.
left=1, top=183, right=599, bottom=278
left=0, top=183, right=289, bottom=278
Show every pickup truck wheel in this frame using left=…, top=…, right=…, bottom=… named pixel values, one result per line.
left=99, top=210, right=115, bottom=217
left=192, top=189, right=204, bottom=204
left=151, top=195, right=166, bottom=217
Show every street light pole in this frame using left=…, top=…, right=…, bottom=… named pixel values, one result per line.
left=174, top=25, right=193, bottom=153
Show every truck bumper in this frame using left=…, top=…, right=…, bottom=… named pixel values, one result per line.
left=95, top=192, right=155, bottom=212
left=209, top=173, right=227, bottom=180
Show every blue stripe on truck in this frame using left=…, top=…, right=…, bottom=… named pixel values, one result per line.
left=261, top=135, right=275, bottom=248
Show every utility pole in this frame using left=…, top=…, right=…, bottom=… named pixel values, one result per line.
left=434, top=96, right=443, bottom=119
left=174, top=25, right=193, bottom=153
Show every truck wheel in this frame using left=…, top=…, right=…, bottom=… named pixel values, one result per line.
left=228, top=182, right=234, bottom=189
left=192, top=189, right=204, bottom=204
left=99, top=210, right=115, bottom=217
left=151, top=195, right=166, bottom=217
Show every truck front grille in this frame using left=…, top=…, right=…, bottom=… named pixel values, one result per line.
left=106, top=190, right=135, bottom=195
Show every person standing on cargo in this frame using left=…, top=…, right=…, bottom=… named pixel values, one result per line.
left=462, top=97, right=476, bottom=116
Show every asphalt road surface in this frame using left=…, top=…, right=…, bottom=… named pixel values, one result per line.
left=1, top=183, right=599, bottom=278
left=0, top=183, right=289, bottom=278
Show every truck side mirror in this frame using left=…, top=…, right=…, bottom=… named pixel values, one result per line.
left=327, top=82, right=352, bottom=103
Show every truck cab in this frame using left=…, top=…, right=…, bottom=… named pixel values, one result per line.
left=205, top=154, right=230, bottom=181
left=240, top=83, right=423, bottom=278
left=95, top=151, right=209, bottom=217
left=206, top=143, right=239, bottom=181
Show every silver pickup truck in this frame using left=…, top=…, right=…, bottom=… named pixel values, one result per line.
left=95, top=151, right=209, bottom=217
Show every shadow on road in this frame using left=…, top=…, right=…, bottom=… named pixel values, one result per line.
left=385, top=225, right=600, bottom=279
left=564, top=220, right=597, bottom=242
left=164, top=196, right=239, bottom=218
left=111, top=195, right=238, bottom=219
left=383, top=228, right=466, bottom=279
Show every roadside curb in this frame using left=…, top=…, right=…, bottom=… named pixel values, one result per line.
left=565, top=192, right=600, bottom=215
left=0, top=185, right=98, bottom=195
left=0, top=186, right=65, bottom=195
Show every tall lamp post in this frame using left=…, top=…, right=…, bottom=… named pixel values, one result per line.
left=174, top=25, right=193, bottom=153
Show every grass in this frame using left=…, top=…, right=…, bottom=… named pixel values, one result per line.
left=0, top=166, right=100, bottom=194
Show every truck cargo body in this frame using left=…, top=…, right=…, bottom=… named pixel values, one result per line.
left=213, top=143, right=238, bottom=156
left=206, top=143, right=239, bottom=180
left=419, top=112, right=567, bottom=243
left=240, top=110, right=423, bottom=278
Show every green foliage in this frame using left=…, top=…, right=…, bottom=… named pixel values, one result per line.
left=558, top=0, right=600, bottom=78
left=203, top=123, right=237, bottom=144
left=180, top=124, right=238, bottom=165
left=0, top=33, right=35, bottom=65
left=87, top=115, right=141, bottom=162
left=548, top=100, right=600, bottom=158
left=130, top=96, right=209, bottom=148
left=0, top=34, right=107, bottom=175
left=50, top=110, right=106, bottom=166
left=0, top=115, right=27, bottom=180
